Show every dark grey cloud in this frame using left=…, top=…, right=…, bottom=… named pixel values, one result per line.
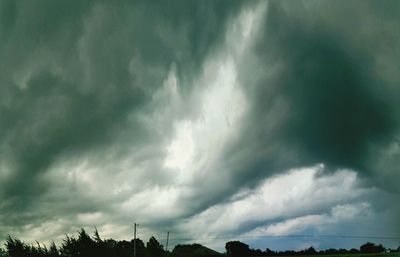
left=0, top=0, right=245, bottom=237
left=0, top=0, right=399, bottom=249
left=218, top=0, right=400, bottom=234
left=169, top=0, right=400, bottom=226
left=158, top=0, right=400, bottom=242
left=235, top=0, right=398, bottom=179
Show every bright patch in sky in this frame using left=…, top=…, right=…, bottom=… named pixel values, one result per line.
left=165, top=121, right=194, bottom=170
left=162, top=2, right=266, bottom=180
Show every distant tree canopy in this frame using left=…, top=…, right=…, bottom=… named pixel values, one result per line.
left=1, top=231, right=396, bottom=257
left=224, top=240, right=393, bottom=257
left=360, top=242, right=386, bottom=253
left=225, top=241, right=251, bottom=256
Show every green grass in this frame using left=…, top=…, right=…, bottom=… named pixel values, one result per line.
left=241, top=253, right=400, bottom=257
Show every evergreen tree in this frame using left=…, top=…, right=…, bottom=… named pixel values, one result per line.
left=146, top=236, right=164, bottom=257
left=49, top=241, right=60, bottom=257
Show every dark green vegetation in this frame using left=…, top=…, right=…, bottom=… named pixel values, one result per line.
left=0, top=229, right=221, bottom=257
left=0, top=229, right=399, bottom=257
left=225, top=241, right=399, bottom=257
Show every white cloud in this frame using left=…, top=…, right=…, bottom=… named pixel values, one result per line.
left=165, top=121, right=194, bottom=170
left=120, top=185, right=186, bottom=221
left=162, top=2, right=267, bottom=187
left=77, top=212, right=105, bottom=224
left=264, top=214, right=330, bottom=236
left=178, top=166, right=369, bottom=237
left=246, top=203, right=372, bottom=237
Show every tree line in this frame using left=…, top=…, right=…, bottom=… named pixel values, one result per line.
left=225, top=241, right=400, bottom=256
left=1, top=229, right=164, bottom=257
left=0, top=229, right=399, bottom=257
left=0, top=229, right=219, bottom=257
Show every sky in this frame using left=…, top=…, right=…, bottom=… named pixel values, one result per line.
left=0, top=0, right=400, bottom=252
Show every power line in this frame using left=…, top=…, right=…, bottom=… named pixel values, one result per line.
left=160, top=234, right=400, bottom=241
left=132, top=224, right=399, bottom=244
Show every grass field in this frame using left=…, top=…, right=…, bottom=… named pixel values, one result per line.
left=247, top=253, right=400, bottom=257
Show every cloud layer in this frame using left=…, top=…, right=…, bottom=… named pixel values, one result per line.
left=0, top=0, right=399, bottom=251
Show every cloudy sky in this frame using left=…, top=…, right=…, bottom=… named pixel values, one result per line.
left=1, top=0, right=399, bottom=252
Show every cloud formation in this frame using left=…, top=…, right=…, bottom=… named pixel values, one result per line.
left=0, top=0, right=399, bottom=251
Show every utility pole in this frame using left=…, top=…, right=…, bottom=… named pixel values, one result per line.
left=134, top=223, right=137, bottom=257
left=165, top=231, right=169, bottom=252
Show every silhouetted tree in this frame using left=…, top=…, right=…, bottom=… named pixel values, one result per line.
left=115, top=240, right=131, bottom=257
left=360, top=242, right=386, bottom=253
left=3, top=230, right=396, bottom=257
left=48, top=241, right=60, bottom=257
left=6, top=236, right=30, bottom=257
left=90, top=228, right=111, bottom=257
left=0, top=248, right=7, bottom=257
left=60, top=234, right=77, bottom=257
left=303, top=247, right=317, bottom=255
left=100, top=238, right=118, bottom=257
left=146, top=236, right=164, bottom=257
left=59, top=229, right=98, bottom=257
left=133, top=238, right=146, bottom=257
left=251, top=249, right=263, bottom=256
left=265, top=248, right=276, bottom=256
left=77, top=229, right=97, bottom=256
left=0, top=248, right=6, bottom=257
left=225, top=241, right=251, bottom=256
left=34, top=242, right=48, bottom=257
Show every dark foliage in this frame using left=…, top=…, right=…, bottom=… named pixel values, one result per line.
left=1, top=232, right=396, bottom=257
left=146, top=236, right=164, bottom=257
left=5, top=236, right=40, bottom=257
left=225, top=240, right=393, bottom=257
left=0, top=248, right=6, bottom=257
left=360, top=242, right=386, bottom=254
left=3, top=229, right=157, bottom=257
left=226, top=241, right=251, bottom=256
left=172, top=243, right=219, bottom=257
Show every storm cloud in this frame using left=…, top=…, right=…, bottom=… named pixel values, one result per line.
left=0, top=0, right=399, bottom=251
left=214, top=0, right=400, bottom=195
left=0, top=0, right=243, bottom=211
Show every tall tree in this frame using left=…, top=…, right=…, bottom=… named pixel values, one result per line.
left=146, top=236, right=164, bottom=257
left=225, top=241, right=251, bottom=257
